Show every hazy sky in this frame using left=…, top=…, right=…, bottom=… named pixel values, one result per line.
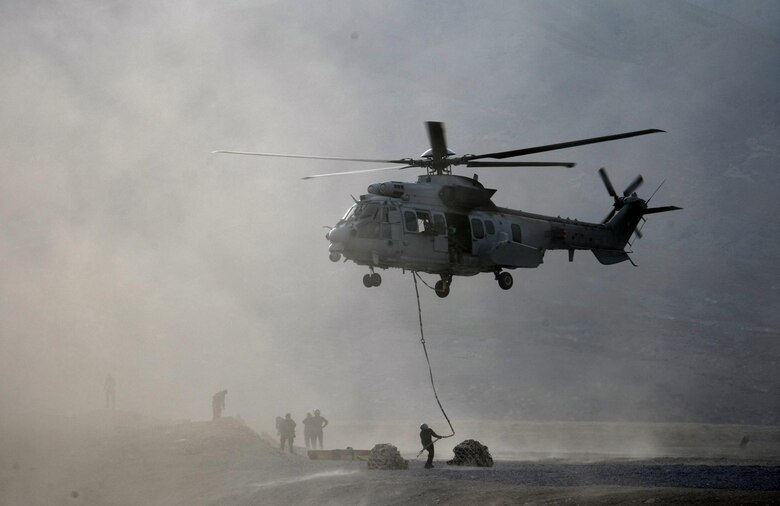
left=1, top=0, right=778, bottom=429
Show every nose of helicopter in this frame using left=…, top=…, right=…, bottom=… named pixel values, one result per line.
left=326, top=225, right=352, bottom=252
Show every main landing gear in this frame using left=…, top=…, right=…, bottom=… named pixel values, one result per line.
left=435, top=274, right=452, bottom=298
left=362, top=269, right=382, bottom=288
left=496, top=270, right=513, bottom=290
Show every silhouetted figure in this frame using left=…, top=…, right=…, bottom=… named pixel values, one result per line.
left=740, top=435, right=750, bottom=449
left=311, top=409, right=329, bottom=449
left=302, top=412, right=315, bottom=449
left=419, top=423, right=442, bottom=469
left=275, top=416, right=283, bottom=437
left=280, top=413, right=296, bottom=453
left=212, top=390, right=227, bottom=420
left=104, top=374, right=116, bottom=410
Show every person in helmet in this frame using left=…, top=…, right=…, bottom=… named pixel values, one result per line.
left=419, top=423, right=442, bottom=469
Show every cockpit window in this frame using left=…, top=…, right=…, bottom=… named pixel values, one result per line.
left=342, top=204, right=356, bottom=221
left=355, top=202, right=380, bottom=220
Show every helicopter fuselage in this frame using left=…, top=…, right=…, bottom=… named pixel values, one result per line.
left=327, top=174, right=642, bottom=295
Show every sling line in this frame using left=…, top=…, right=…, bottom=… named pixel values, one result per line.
left=412, top=271, right=455, bottom=446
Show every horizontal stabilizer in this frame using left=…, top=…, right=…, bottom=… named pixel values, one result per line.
left=592, top=249, right=631, bottom=265
left=642, top=206, right=682, bottom=215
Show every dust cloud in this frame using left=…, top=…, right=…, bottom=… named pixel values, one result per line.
left=1, top=1, right=779, bottom=504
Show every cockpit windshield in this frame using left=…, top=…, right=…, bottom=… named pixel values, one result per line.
left=341, top=204, right=356, bottom=222
left=338, top=202, right=381, bottom=228
left=354, top=202, right=380, bottom=221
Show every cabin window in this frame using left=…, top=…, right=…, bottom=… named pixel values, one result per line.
left=417, top=211, right=434, bottom=234
left=484, top=220, right=495, bottom=235
left=433, top=214, right=447, bottom=236
left=511, top=223, right=522, bottom=243
left=404, top=211, right=418, bottom=232
left=471, top=218, right=485, bottom=239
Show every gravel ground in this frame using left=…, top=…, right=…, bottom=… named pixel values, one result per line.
left=237, top=458, right=780, bottom=505
left=408, top=458, right=780, bottom=491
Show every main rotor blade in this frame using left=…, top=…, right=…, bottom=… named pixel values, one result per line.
left=466, top=129, right=665, bottom=161
left=642, top=206, right=682, bottom=215
left=213, top=150, right=410, bottom=165
left=426, top=121, right=448, bottom=161
left=623, top=174, right=644, bottom=196
left=301, top=165, right=414, bottom=180
left=598, top=168, right=618, bottom=199
left=466, top=161, right=576, bottom=168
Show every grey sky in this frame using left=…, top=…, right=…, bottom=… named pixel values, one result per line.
left=1, top=0, right=778, bottom=429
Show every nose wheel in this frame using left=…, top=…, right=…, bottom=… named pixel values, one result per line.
left=363, top=272, right=382, bottom=288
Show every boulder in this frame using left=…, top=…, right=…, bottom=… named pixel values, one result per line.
left=446, top=439, right=494, bottom=467
left=367, top=443, right=408, bottom=470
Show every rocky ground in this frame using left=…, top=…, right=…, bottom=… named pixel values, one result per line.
left=1, top=412, right=778, bottom=505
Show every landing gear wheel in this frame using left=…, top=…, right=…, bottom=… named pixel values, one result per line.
left=329, top=252, right=341, bottom=262
left=363, top=274, right=373, bottom=288
left=497, top=272, right=513, bottom=290
left=434, top=280, right=450, bottom=298
left=370, top=273, right=382, bottom=287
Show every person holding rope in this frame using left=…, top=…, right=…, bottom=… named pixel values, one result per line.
left=419, top=423, right=444, bottom=469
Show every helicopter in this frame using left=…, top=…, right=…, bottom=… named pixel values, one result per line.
left=215, top=122, right=681, bottom=298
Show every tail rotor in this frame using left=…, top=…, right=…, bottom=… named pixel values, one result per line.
left=597, top=168, right=681, bottom=245
left=598, top=168, right=644, bottom=224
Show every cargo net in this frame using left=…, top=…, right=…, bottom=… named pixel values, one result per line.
left=446, top=439, right=494, bottom=467
left=367, top=443, right=409, bottom=470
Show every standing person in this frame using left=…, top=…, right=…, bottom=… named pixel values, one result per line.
left=419, top=423, right=442, bottom=469
left=104, top=374, right=116, bottom=410
left=311, top=409, right=329, bottom=449
left=275, top=416, right=284, bottom=438
left=302, top=412, right=315, bottom=450
left=212, top=390, right=227, bottom=420
left=280, top=413, right=296, bottom=454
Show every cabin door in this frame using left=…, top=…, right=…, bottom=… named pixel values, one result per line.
left=432, top=212, right=448, bottom=253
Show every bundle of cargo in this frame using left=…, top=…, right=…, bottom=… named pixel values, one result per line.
left=446, top=439, right=494, bottom=467
left=367, top=443, right=408, bottom=470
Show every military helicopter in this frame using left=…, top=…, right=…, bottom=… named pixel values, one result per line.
left=215, top=122, right=681, bottom=297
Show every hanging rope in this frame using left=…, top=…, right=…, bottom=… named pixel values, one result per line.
left=412, top=271, right=455, bottom=447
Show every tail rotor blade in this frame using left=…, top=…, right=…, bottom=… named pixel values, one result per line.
left=623, top=174, right=644, bottom=196
left=598, top=168, right=618, bottom=199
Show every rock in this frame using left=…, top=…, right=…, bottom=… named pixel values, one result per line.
left=446, top=439, right=494, bottom=467
left=367, top=443, right=408, bottom=470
